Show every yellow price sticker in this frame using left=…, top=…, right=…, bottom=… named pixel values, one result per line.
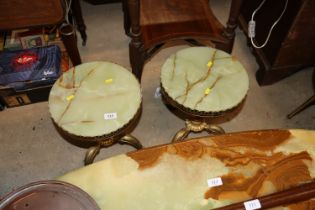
left=207, top=61, right=213, bottom=68
left=205, top=88, right=211, bottom=95
left=66, top=95, right=75, bottom=101
left=105, top=78, right=113, bottom=84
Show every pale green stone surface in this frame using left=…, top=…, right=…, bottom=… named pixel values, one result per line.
left=58, top=129, right=315, bottom=210
left=161, top=47, right=249, bottom=112
left=59, top=153, right=231, bottom=210
left=49, top=61, right=141, bottom=137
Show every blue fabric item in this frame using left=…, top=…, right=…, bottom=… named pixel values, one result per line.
left=0, top=45, right=61, bottom=89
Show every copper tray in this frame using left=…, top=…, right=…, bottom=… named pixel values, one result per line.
left=0, top=180, right=100, bottom=210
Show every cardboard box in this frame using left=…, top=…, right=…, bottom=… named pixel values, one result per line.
left=0, top=45, right=61, bottom=110
left=0, top=83, right=54, bottom=109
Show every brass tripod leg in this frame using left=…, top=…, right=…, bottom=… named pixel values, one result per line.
left=84, top=138, right=115, bottom=165
left=84, top=144, right=101, bottom=165
left=172, top=120, right=225, bottom=142
left=118, top=134, right=143, bottom=149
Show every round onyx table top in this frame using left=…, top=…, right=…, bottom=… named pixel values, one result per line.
left=161, top=47, right=249, bottom=114
left=49, top=61, right=141, bottom=137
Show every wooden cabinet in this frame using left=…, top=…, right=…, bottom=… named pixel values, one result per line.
left=0, top=0, right=86, bottom=65
left=239, top=0, right=315, bottom=85
left=84, top=0, right=121, bottom=4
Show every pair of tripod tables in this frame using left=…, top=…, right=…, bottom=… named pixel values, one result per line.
left=48, top=47, right=249, bottom=165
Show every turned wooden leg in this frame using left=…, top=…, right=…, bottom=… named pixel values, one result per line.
left=127, top=0, right=145, bottom=81
left=71, top=0, right=87, bottom=46
left=129, top=41, right=145, bottom=81
left=60, top=23, right=82, bottom=66
left=122, top=0, right=131, bottom=36
left=219, top=0, right=244, bottom=53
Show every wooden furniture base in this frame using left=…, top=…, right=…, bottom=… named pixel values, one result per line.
left=239, top=0, right=315, bottom=85
left=123, top=0, right=244, bottom=81
left=71, top=0, right=87, bottom=46
left=0, top=0, right=85, bottom=66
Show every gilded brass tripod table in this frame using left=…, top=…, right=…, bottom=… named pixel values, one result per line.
left=49, top=62, right=143, bottom=165
left=160, top=47, right=249, bottom=142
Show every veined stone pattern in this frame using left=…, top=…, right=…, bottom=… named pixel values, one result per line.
left=161, top=47, right=249, bottom=112
left=59, top=129, right=315, bottom=210
left=49, top=61, right=141, bottom=137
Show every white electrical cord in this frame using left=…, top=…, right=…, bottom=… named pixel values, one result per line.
left=248, top=0, right=288, bottom=49
left=60, top=0, right=75, bottom=36
left=63, top=0, right=73, bottom=24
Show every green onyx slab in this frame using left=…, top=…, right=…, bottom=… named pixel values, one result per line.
left=49, top=61, right=141, bottom=137
left=161, top=47, right=249, bottom=113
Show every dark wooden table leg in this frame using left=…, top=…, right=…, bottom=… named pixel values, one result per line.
left=71, top=0, right=87, bottom=46
left=217, top=0, right=244, bottom=53
left=60, top=23, right=82, bottom=66
left=122, top=0, right=131, bottom=36
left=128, top=0, right=145, bottom=81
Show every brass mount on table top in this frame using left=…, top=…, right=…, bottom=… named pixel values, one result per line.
left=85, top=134, right=142, bottom=165
left=54, top=106, right=143, bottom=165
left=160, top=85, right=230, bottom=142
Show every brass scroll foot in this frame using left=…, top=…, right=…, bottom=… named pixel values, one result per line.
left=118, top=134, right=143, bottom=150
left=84, top=144, right=101, bottom=165
left=172, top=120, right=225, bottom=142
left=84, top=138, right=115, bottom=165
left=84, top=136, right=142, bottom=165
